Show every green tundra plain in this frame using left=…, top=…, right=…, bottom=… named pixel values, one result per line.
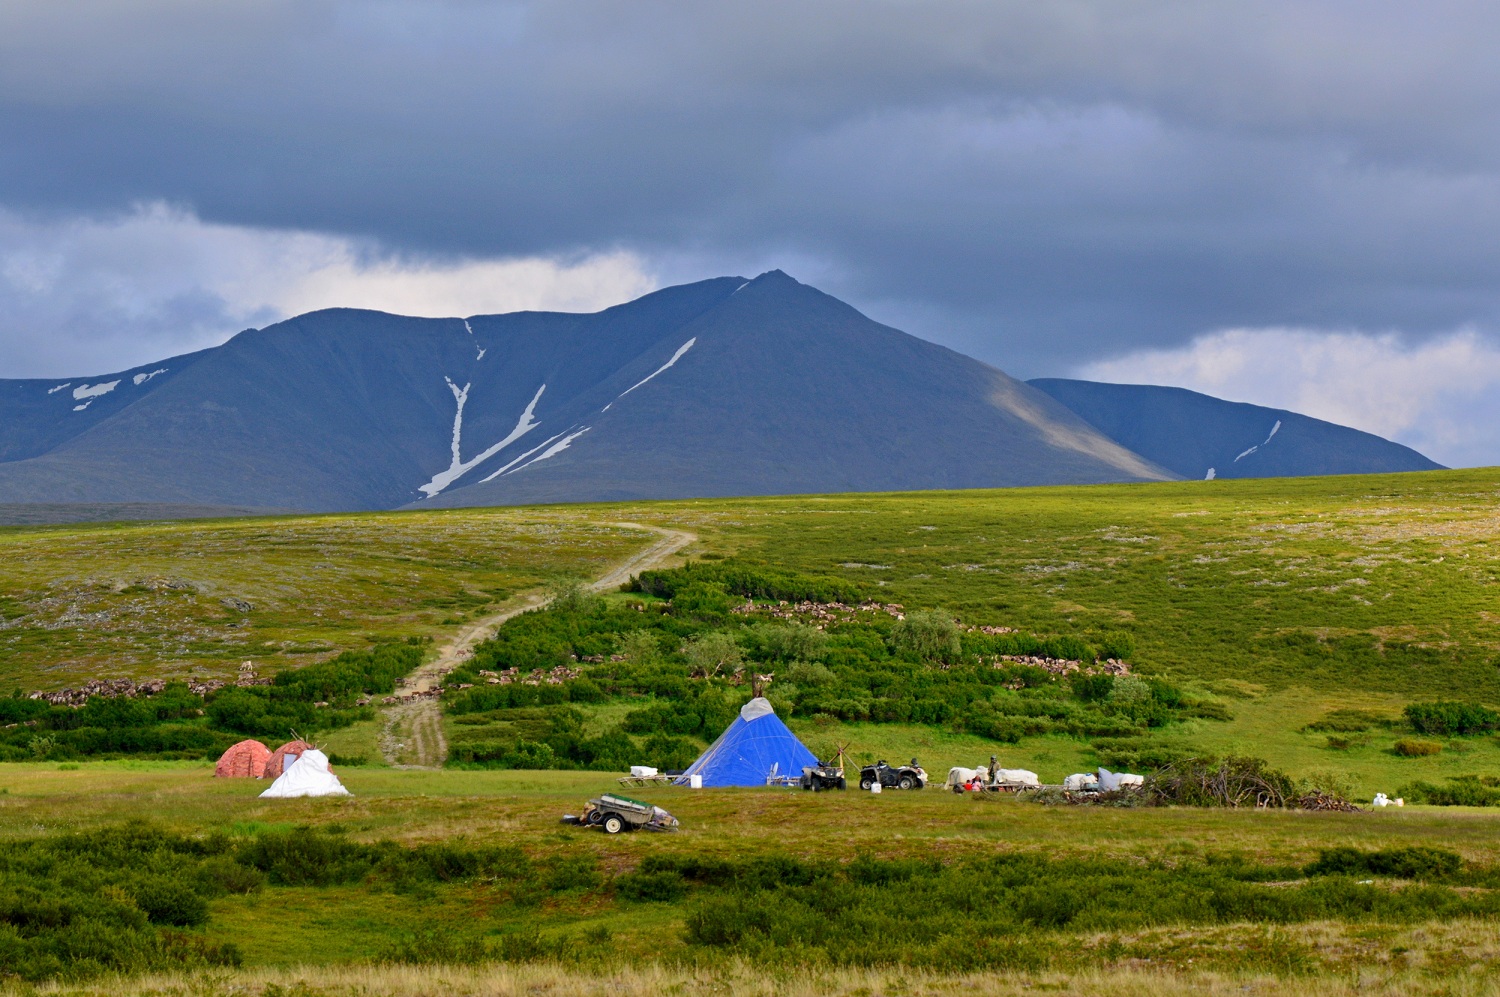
left=5, top=468, right=1500, bottom=995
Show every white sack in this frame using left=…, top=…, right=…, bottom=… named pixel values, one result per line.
left=996, top=768, right=1040, bottom=786
left=946, top=766, right=978, bottom=788
left=630, top=766, right=658, bottom=778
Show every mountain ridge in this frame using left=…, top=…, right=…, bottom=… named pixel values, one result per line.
left=0, top=272, right=1440, bottom=515
left=1028, top=377, right=1444, bottom=480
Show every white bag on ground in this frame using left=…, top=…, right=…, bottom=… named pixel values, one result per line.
left=259, top=748, right=351, bottom=798
left=995, top=768, right=1040, bottom=786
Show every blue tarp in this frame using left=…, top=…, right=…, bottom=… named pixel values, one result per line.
left=679, top=697, right=818, bottom=787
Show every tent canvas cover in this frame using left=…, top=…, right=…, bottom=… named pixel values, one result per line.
left=259, top=748, right=351, bottom=798
left=677, top=697, right=818, bottom=787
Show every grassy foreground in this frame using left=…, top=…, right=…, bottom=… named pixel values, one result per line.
left=5, top=761, right=1500, bottom=990
left=13, top=958, right=1500, bottom=997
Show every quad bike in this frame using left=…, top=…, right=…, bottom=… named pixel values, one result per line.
left=859, top=758, right=927, bottom=790
left=799, top=760, right=847, bottom=791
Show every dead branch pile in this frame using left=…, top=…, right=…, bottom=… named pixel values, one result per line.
left=1294, top=791, right=1364, bottom=812
left=1145, top=756, right=1298, bottom=808
left=1143, top=756, right=1359, bottom=811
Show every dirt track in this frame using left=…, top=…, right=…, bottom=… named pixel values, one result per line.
left=379, top=521, right=695, bottom=768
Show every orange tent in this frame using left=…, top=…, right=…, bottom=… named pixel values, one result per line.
left=215, top=739, right=271, bottom=778
left=264, top=739, right=334, bottom=779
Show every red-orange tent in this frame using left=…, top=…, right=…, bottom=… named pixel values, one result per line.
left=264, top=740, right=334, bottom=779
left=214, top=739, right=271, bottom=778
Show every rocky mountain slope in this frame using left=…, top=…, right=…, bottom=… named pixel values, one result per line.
left=0, top=272, right=1171, bottom=511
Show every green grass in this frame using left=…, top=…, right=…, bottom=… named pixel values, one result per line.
left=607, top=469, right=1500, bottom=699
left=7, top=469, right=1500, bottom=787
left=7, top=469, right=1500, bottom=990
left=6, top=760, right=1500, bottom=979
left=0, top=512, right=661, bottom=688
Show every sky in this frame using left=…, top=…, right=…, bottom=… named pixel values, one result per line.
left=2, top=2, right=1499, bottom=467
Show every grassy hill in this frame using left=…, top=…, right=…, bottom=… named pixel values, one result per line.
left=0, top=512, right=659, bottom=690
left=6, top=469, right=1500, bottom=993
left=5, top=468, right=1500, bottom=790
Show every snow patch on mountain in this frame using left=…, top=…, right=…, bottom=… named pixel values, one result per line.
left=47, top=383, right=70, bottom=395
left=418, top=382, right=546, bottom=498
left=69, top=381, right=121, bottom=411
left=1234, top=421, right=1285, bottom=463
left=133, top=369, right=167, bottom=386
left=479, top=430, right=563, bottom=482
left=604, top=337, right=697, bottom=412
left=503, top=426, right=591, bottom=476
left=73, top=381, right=120, bottom=401
left=463, top=319, right=485, bottom=361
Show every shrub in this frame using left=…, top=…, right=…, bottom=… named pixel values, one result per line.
left=1405, top=701, right=1500, bottom=736
left=1393, top=738, right=1443, bottom=757
left=784, top=660, right=836, bottom=687
left=629, top=561, right=864, bottom=604
left=130, top=877, right=209, bottom=926
left=615, top=870, right=688, bottom=902
left=1096, top=630, right=1136, bottom=661
left=748, top=623, right=828, bottom=663
left=682, top=631, right=743, bottom=677
left=616, top=630, right=661, bottom=666
left=671, top=582, right=738, bottom=619
left=1071, top=673, right=1115, bottom=703
left=1108, top=675, right=1153, bottom=704
left=1305, top=708, right=1392, bottom=733
left=548, top=579, right=601, bottom=615
left=891, top=610, right=963, bottom=663
left=1400, top=776, right=1500, bottom=806
left=1305, top=847, right=1462, bottom=881
left=1091, top=739, right=1197, bottom=772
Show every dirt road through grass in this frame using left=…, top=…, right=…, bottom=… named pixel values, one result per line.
left=379, top=521, right=695, bottom=768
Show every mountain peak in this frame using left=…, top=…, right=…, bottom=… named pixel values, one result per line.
left=0, top=275, right=1438, bottom=516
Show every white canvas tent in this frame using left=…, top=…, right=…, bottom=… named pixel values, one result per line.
left=258, top=748, right=351, bottom=798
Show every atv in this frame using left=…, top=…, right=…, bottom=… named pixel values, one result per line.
left=799, top=760, right=847, bottom=791
left=859, top=758, right=927, bottom=791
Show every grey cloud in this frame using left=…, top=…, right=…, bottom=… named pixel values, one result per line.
left=4, top=1, right=1500, bottom=378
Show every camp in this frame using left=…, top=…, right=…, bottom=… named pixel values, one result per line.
left=264, top=739, right=317, bottom=779
left=214, top=739, right=270, bottom=778
left=676, top=697, right=817, bottom=787
left=259, top=748, right=351, bottom=798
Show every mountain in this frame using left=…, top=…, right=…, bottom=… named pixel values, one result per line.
left=0, top=272, right=1170, bottom=512
left=1028, top=378, right=1444, bottom=481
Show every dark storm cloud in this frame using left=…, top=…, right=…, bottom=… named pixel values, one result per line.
left=4, top=1, right=1500, bottom=374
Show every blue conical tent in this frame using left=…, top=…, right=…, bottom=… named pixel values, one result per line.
left=678, top=697, right=818, bottom=787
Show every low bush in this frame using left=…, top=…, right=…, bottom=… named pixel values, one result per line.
left=441, top=563, right=1213, bottom=762
left=1400, top=775, right=1500, bottom=806
left=1405, top=701, right=1500, bottom=736
left=1305, top=846, right=1462, bottom=881
left=628, top=560, right=865, bottom=604
left=1305, top=708, right=1394, bottom=733
left=1393, top=738, right=1443, bottom=757
left=0, top=643, right=420, bottom=761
